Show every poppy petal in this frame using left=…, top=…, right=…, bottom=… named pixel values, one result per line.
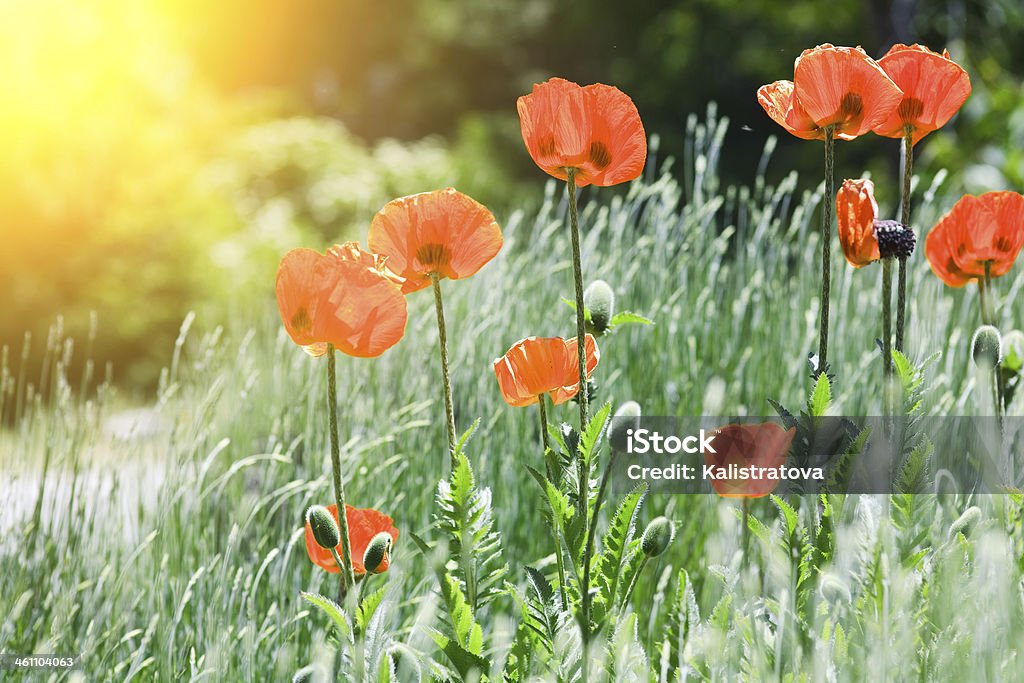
left=304, top=504, right=399, bottom=575
left=836, top=178, right=881, bottom=267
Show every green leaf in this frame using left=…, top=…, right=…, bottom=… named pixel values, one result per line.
left=593, top=484, right=646, bottom=618
left=300, top=592, right=352, bottom=641
left=609, top=311, right=654, bottom=327
left=356, top=586, right=387, bottom=635
left=771, top=494, right=799, bottom=538
left=808, top=372, right=831, bottom=416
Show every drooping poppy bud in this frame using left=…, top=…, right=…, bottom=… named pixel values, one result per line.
left=306, top=505, right=340, bottom=550
left=971, top=325, right=1002, bottom=368
left=362, top=532, right=394, bottom=574
left=584, top=280, right=615, bottom=334
left=948, top=506, right=982, bottom=539
left=609, top=400, right=641, bottom=451
left=640, top=516, right=675, bottom=558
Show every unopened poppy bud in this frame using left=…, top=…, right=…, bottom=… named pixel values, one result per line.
left=640, top=516, right=674, bottom=557
left=560, top=423, right=579, bottom=455
left=948, top=506, right=982, bottom=539
left=609, top=401, right=642, bottom=451
left=584, top=280, right=615, bottom=334
left=306, top=505, right=340, bottom=550
left=362, top=532, right=393, bottom=574
left=873, top=220, right=916, bottom=260
left=293, top=666, right=315, bottom=683
left=971, top=325, right=1002, bottom=368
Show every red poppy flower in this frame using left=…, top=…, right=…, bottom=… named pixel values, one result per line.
left=367, top=188, right=503, bottom=294
left=758, top=44, right=903, bottom=141
left=873, top=44, right=971, bottom=145
left=926, top=191, right=1024, bottom=287
left=837, top=178, right=882, bottom=267
left=704, top=423, right=796, bottom=499
left=275, top=242, right=408, bottom=357
left=517, top=77, right=646, bottom=187
left=493, top=335, right=600, bottom=408
left=304, top=504, right=399, bottom=575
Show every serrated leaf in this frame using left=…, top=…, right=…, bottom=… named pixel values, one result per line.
left=609, top=311, right=654, bottom=327
left=300, top=592, right=352, bottom=641
left=771, top=494, right=799, bottom=537
left=808, top=372, right=831, bottom=416
left=357, top=586, right=387, bottom=635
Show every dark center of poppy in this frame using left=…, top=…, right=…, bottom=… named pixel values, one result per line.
left=995, top=236, right=1013, bottom=253
left=873, top=220, right=916, bottom=260
left=290, top=306, right=312, bottom=332
left=839, top=92, right=864, bottom=120
left=588, top=141, right=612, bottom=170
left=898, top=98, right=925, bottom=123
left=416, top=243, right=451, bottom=270
left=538, top=136, right=557, bottom=157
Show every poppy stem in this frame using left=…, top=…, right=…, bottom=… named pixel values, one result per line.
left=538, top=394, right=569, bottom=611
left=326, top=344, right=357, bottom=599
left=566, top=168, right=589, bottom=429
left=430, top=272, right=458, bottom=465
left=882, top=258, right=894, bottom=416
left=896, top=130, right=913, bottom=352
left=580, top=446, right=619, bottom=675
left=818, top=127, right=835, bottom=375
left=982, top=263, right=1006, bottom=417
left=741, top=498, right=750, bottom=568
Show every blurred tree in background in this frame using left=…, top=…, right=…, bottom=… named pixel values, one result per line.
left=1, top=0, right=1020, bottom=390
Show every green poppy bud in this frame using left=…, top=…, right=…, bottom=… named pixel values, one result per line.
left=609, top=400, right=642, bottom=451
left=363, top=531, right=393, bottom=574
left=948, top=506, right=982, bottom=539
left=971, top=325, right=1002, bottom=368
left=640, top=516, right=674, bottom=557
left=584, top=280, right=615, bottom=334
left=293, top=666, right=316, bottom=683
left=306, top=505, right=340, bottom=550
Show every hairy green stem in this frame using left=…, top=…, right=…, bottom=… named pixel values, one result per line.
left=981, top=263, right=1006, bottom=418
left=566, top=168, right=589, bottom=429
left=580, top=446, right=619, bottom=680
left=882, top=258, right=894, bottom=416
left=327, top=345, right=357, bottom=600
left=538, top=394, right=568, bottom=611
left=431, top=273, right=457, bottom=465
left=818, top=127, right=835, bottom=373
left=896, top=130, right=913, bottom=352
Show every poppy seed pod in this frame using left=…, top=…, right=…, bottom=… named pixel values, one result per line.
left=609, top=401, right=642, bottom=451
left=362, top=532, right=394, bottom=574
left=584, top=280, right=615, bottom=334
left=306, top=505, right=340, bottom=550
left=640, top=516, right=674, bottom=557
left=948, top=506, right=982, bottom=539
left=971, top=326, right=1002, bottom=368
left=874, top=220, right=916, bottom=260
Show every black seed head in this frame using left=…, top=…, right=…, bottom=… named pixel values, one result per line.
left=874, top=220, right=916, bottom=259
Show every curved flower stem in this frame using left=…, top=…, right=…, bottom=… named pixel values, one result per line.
left=818, top=127, right=835, bottom=374
left=882, top=258, right=894, bottom=416
left=326, top=344, right=356, bottom=600
left=566, top=168, right=589, bottom=429
left=896, top=130, right=913, bottom=352
left=431, top=272, right=457, bottom=465
left=538, top=394, right=568, bottom=611
left=617, top=555, right=649, bottom=617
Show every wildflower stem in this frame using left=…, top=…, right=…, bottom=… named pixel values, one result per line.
left=741, top=498, right=750, bottom=568
left=618, top=556, right=649, bottom=616
left=882, top=258, right=894, bottom=415
left=566, top=168, right=589, bottom=429
left=818, top=127, right=835, bottom=374
left=326, top=344, right=357, bottom=599
left=896, top=130, right=913, bottom=352
left=981, top=263, right=1006, bottom=417
left=431, top=273, right=457, bottom=465
left=580, top=446, right=619, bottom=676
left=538, top=394, right=568, bottom=611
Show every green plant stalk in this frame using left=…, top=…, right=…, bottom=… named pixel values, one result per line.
left=431, top=273, right=458, bottom=465
left=566, top=168, right=589, bottom=429
left=580, top=446, right=620, bottom=683
left=818, top=127, right=835, bottom=373
left=896, top=130, right=913, bottom=352
left=882, top=258, right=894, bottom=416
left=981, top=263, right=1006, bottom=418
left=741, top=498, right=751, bottom=568
left=538, top=394, right=569, bottom=611
left=617, top=555, right=649, bottom=616
left=327, top=344, right=357, bottom=599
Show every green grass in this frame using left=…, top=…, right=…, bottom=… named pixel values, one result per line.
left=2, top=107, right=1023, bottom=681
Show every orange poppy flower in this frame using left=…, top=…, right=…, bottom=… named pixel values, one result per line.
left=925, top=191, right=1024, bottom=287
left=836, top=178, right=882, bottom=267
left=493, top=335, right=600, bottom=408
left=304, top=504, right=399, bottom=575
left=873, top=44, right=971, bottom=146
left=276, top=242, right=408, bottom=357
left=704, top=423, right=796, bottom=499
left=367, top=188, right=503, bottom=295
left=758, top=44, right=903, bottom=141
left=517, top=77, right=646, bottom=187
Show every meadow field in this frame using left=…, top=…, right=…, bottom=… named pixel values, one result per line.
left=2, top=102, right=1024, bottom=681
